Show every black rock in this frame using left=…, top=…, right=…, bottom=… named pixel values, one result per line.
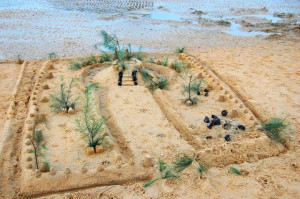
left=118, top=81, right=122, bottom=86
left=212, top=118, right=221, bottom=125
left=197, top=90, right=201, bottom=95
left=204, top=89, right=209, bottom=92
left=132, top=76, right=137, bottom=81
left=225, top=134, right=231, bottom=141
left=207, top=123, right=213, bottom=129
left=204, top=116, right=210, bottom=123
left=206, top=136, right=212, bottom=140
left=212, top=115, right=218, bottom=119
left=119, top=72, right=123, bottom=77
left=134, top=81, right=138, bottom=85
left=118, top=77, right=122, bottom=82
left=221, top=110, right=228, bottom=116
left=238, top=125, right=246, bottom=131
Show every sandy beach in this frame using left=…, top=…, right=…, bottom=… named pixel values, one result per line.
left=0, top=0, right=299, bottom=198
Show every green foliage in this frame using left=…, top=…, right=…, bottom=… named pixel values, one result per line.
left=161, top=57, right=169, bottom=66
left=261, top=118, right=292, bottom=144
left=143, top=158, right=178, bottom=188
left=175, top=47, right=185, bottom=53
left=50, top=76, right=80, bottom=113
left=181, top=71, right=205, bottom=105
left=42, top=161, right=50, bottom=171
left=144, top=154, right=193, bottom=188
left=76, top=83, right=108, bottom=153
left=157, top=77, right=169, bottom=90
left=133, top=46, right=143, bottom=61
left=147, top=58, right=155, bottom=64
left=140, top=68, right=168, bottom=90
left=48, top=52, right=57, bottom=60
left=100, top=30, right=120, bottom=51
left=173, top=154, right=193, bottom=173
left=100, top=52, right=111, bottom=62
left=229, top=166, right=242, bottom=175
left=69, top=62, right=82, bottom=70
left=29, top=129, right=45, bottom=169
left=86, top=55, right=98, bottom=65
left=197, top=161, right=209, bottom=179
left=172, top=59, right=187, bottom=72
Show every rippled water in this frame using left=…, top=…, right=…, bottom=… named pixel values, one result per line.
left=0, top=0, right=299, bottom=59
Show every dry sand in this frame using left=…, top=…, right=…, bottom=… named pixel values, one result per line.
left=0, top=0, right=300, bottom=199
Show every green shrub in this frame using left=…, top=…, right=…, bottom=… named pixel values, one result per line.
left=76, top=83, right=108, bottom=153
left=29, top=129, right=46, bottom=170
left=172, top=59, right=187, bottom=72
left=161, top=57, right=169, bottom=66
left=100, top=52, right=111, bottom=62
left=181, top=72, right=205, bottom=105
left=48, top=52, right=57, bottom=60
left=157, top=77, right=169, bottom=90
left=229, top=166, right=242, bottom=175
left=50, top=76, right=80, bottom=113
left=261, top=118, right=292, bottom=144
left=175, top=47, right=185, bottom=53
left=147, top=58, right=155, bottom=64
left=69, top=62, right=82, bottom=70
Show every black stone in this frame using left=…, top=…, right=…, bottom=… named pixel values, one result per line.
left=221, top=110, right=228, bottom=116
left=119, top=72, right=123, bottom=77
left=204, top=89, right=209, bottom=92
left=212, top=118, right=221, bottom=125
left=118, top=81, right=122, bottom=86
left=207, top=123, right=213, bottom=129
left=225, top=134, right=231, bottom=141
left=132, top=76, right=137, bottom=81
left=212, top=115, right=218, bottom=119
left=204, top=116, right=210, bottom=123
left=197, top=90, right=201, bottom=95
left=238, top=125, right=246, bottom=131
left=206, top=136, right=212, bottom=140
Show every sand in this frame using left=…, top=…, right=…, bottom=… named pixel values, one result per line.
left=0, top=0, right=300, bottom=199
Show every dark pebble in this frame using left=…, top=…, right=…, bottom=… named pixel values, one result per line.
left=221, top=110, right=228, bottom=116
left=207, top=123, right=213, bottom=129
left=204, top=89, right=209, bottom=92
left=204, top=116, right=210, bottom=123
left=212, top=115, right=218, bottom=119
left=206, top=136, right=212, bottom=140
left=225, top=134, right=231, bottom=141
left=238, top=125, right=246, bottom=130
left=212, top=118, right=221, bottom=125
left=197, top=90, right=201, bottom=95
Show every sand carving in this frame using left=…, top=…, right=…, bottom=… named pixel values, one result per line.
left=0, top=51, right=294, bottom=198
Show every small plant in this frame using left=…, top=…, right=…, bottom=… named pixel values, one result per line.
left=50, top=76, right=80, bottom=113
left=157, top=77, right=169, bottom=90
left=48, top=52, right=57, bottom=60
left=196, top=161, right=209, bottom=179
left=42, top=161, right=50, bottom=171
left=29, top=129, right=46, bottom=169
left=100, top=30, right=120, bottom=52
left=172, top=59, right=187, bottom=72
left=86, top=55, right=98, bottom=65
left=133, top=46, right=143, bottom=61
left=140, top=68, right=168, bottom=90
left=16, top=55, right=23, bottom=64
left=161, top=57, right=169, bottom=66
left=261, top=118, right=292, bottom=144
left=68, top=62, right=82, bottom=70
left=143, top=158, right=178, bottom=188
left=173, top=154, right=193, bottom=173
left=147, top=58, right=155, bottom=64
left=144, top=154, right=193, bottom=188
left=100, top=52, right=111, bottom=62
left=181, top=70, right=206, bottom=105
left=76, top=83, right=107, bottom=153
left=175, top=47, right=185, bottom=54
left=229, top=166, right=242, bottom=175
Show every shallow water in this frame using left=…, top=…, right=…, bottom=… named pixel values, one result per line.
left=0, top=0, right=299, bottom=59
